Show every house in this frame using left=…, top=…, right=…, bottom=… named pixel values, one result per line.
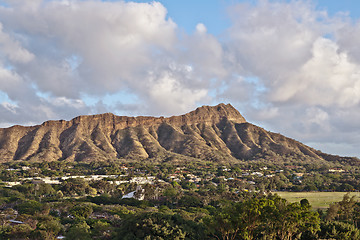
left=251, top=172, right=263, bottom=177
left=4, top=182, right=21, bottom=187
left=329, top=168, right=345, bottom=173
left=130, top=176, right=155, bottom=185
left=9, top=220, right=24, bottom=225
left=293, top=173, right=304, bottom=179
left=90, top=212, right=111, bottom=220
left=31, top=179, right=45, bottom=184
left=42, top=177, right=61, bottom=184
left=6, top=168, right=17, bottom=171
left=122, top=186, right=145, bottom=200
left=113, top=180, right=129, bottom=185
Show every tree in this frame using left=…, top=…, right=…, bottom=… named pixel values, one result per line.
left=66, top=221, right=91, bottom=240
left=178, top=194, right=202, bottom=208
left=205, top=195, right=320, bottom=240
left=61, top=178, right=90, bottom=196
left=338, top=193, right=357, bottom=223
left=163, top=186, right=181, bottom=205
left=117, top=212, right=188, bottom=240
left=16, top=200, right=42, bottom=215
left=319, top=221, right=360, bottom=240
left=37, top=183, right=55, bottom=197
left=31, top=215, right=62, bottom=240
left=205, top=203, right=241, bottom=240
left=69, top=204, right=93, bottom=219
left=90, top=220, right=111, bottom=239
left=90, top=180, right=114, bottom=194
left=325, top=193, right=358, bottom=224
left=3, top=224, right=33, bottom=239
left=142, top=184, right=158, bottom=200
left=259, top=195, right=320, bottom=240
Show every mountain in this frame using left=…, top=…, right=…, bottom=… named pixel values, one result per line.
left=0, top=103, right=357, bottom=164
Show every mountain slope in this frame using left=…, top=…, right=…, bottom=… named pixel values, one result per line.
left=0, top=103, right=356, bottom=164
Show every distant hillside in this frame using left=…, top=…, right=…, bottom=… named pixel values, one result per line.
left=0, top=103, right=357, bottom=165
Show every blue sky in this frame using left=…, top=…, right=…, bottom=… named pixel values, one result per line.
left=317, top=0, right=360, bottom=18
left=125, top=0, right=360, bottom=35
left=135, top=0, right=232, bottom=35
left=0, top=0, right=360, bottom=158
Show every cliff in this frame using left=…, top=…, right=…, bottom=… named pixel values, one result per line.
left=0, top=103, right=355, bottom=164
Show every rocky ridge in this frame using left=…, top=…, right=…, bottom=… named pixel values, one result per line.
left=0, top=103, right=355, bottom=164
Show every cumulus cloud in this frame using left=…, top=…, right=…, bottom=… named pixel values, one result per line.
left=0, top=0, right=177, bottom=96
left=0, top=23, right=34, bottom=63
left=145, top=65, right=209, bottom=115
left=221, top=0, right=360, bottom=157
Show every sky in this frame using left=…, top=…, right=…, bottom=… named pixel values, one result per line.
left=0, top=0, right=360, bottom=158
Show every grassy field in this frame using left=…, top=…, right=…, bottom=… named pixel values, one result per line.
left=273, top=192, right=360, bottom=209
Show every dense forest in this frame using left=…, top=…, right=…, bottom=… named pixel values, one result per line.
left=0, top=160, right=360, bottom=239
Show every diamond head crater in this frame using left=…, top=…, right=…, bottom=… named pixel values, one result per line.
left=0, top=103, right=356, bottom=165
left=0, top=104, right=359, bottom=239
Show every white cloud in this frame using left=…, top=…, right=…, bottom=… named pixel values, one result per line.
left=295, top=38, right=360, bottom=107
left=1, top=102, right=17, bottom=114
left=196, top=23, right=207, bottom=34
left=184, top=24, right=227, bottom=81
left=222, top=0, right=360, bottom=157
left=0, top=0, right=177, bottom=97
left=146, top=65, right=208, bottom=115
left=263, top=37, right=360, bottom=108
left=0, top=23, right=34, bottom=63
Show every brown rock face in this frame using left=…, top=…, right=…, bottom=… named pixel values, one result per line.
left=0, top=103, right=355, bottom=163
